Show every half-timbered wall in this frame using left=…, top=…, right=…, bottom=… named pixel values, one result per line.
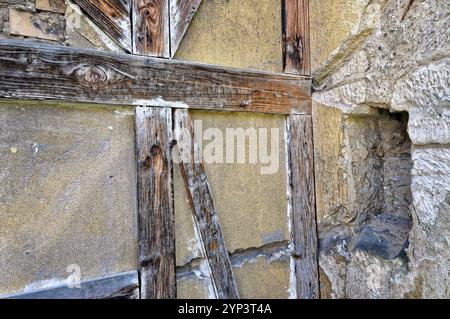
left=0, top=0, right=313, bottom=299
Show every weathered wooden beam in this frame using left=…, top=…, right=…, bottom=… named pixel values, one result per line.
left=287, top=114, right=319, bottom=299
left=283, top=0, right=310, bottom=75
left=174, top=109, right=239, bottom=299
left=0, top=39, right=311, bottom=115
left=73, top=0, right=132, bottom=52
left=169, top=0, right=202, bottom=57
left=1, top=271, right=139, bottom=299
left=135, top=106, right=176, bottom=299
left=132, top=0, right=170, bottom=57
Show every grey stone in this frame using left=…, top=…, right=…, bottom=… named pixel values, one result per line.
left=353, top=213, right=412, bottom=259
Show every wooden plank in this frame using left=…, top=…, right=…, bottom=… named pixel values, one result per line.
left=135, top=106, right=176, bottom=299
left=283, top=0, right=310, bottom=75
left=287, top=114, right=319, bottom=299
left=0, top=39, right=311, bottom=115
left=1, top=271, right=139, bottom=299
left=174, top=109, right=239, bottom=299
left=132, top=0, right=170, bottom=57
left=169, top=0, right=202, bottom=57
left=73, top=0, right=132, bottom=52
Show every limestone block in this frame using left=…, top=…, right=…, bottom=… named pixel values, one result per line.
left=36, top=0, right=66, bottom=13
left=411, top=147, right=450, bottom=226
left=0, top=101, right=137, bottom=295
left=174, top=0, right=283, bottom=73
left=309, top=0, right=364, bottom=71
left=9, top=8, right=65, bottom=41
left=392, top=60, right=450, bottom=145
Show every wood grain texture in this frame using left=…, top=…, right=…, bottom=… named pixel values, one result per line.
left=169, top=0, right=202, bottom=57
left=132, top=0, right=170, bottom=57
left=73, top=0, right=132, bottom=52
left=135, top=106, right=175, bottom=299
left=283, top=0, right=310, bottom=75
left=174, top=109, right=239, bottom=299
left=1, top=271, right=139, bottom=299
left=0, top=39, right=311, bottom=114
left=287, top=114, right=319, bottom=299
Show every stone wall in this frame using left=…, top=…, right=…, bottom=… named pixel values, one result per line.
left=311, top=0, right=449, bottom=298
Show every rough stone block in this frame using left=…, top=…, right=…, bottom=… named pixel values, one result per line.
left=36, top=0, right=66, bottom=14
left=9, top=8, right=65, bottom=41
left=353, top=213, right=412, bottom=259
left=0, top=101, right=137, bottom=295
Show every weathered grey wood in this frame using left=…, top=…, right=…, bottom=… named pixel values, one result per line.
left=135, top=106, right=176, bottom=299
left=1, top=271, right=139, bottom=299
left=0, top=39, right=311, bottom=115
left=73, top=0, right=132, bottom=52
left=132, top=0, right=170, bottom=57
left=287, top=114, right=319, bottom=299
left=283, top=0, right=310, bottom=75
left=169, top=0, right=202, bottom=57
left=174, top=109, right=239, bottom=299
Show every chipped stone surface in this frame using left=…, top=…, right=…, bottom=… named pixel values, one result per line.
left=0, top=101, right=138, bottom=295
left=9, top=8, right=65, bottom=41
left=392, top=60, right=450, bottom=145
left=353, top=213, right=412, bottom=259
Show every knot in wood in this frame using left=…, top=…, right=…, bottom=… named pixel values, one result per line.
left=150, top=144, right=162, bottom=156
left=74, top=65, right=108, bottom=89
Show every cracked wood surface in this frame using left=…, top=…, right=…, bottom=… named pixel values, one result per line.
left=169, top=0, right=202, bottom=57
left=174, top=109, right=239, bottom=299
left=135, top=106, right=176, bottom=299
left=287, top=114, right=319, bottom=299
left=132, top=0, right=170, bottom=57
left=283, top=0, right=310, bottom=75
left=0, top=39, right=311, bottom=115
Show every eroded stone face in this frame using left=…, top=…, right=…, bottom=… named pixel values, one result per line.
left=0, top=101, right=138, bottom=295
left=311, top=0, right=449, bottom=298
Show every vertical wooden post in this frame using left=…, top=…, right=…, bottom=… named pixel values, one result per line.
left=287, top=114, right=319, bottom=299
left=132, top=0, right=170, bottom=57
left=283, top=0, right=310, bottom=75
left=174, top=109, right=240, bottom=299
left=135, top=106, right=176, bottom=299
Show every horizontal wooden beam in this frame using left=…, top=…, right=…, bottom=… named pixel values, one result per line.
left=0, top=39, right=311, bottom=115
left=1, top=271, right=139, bottom=299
